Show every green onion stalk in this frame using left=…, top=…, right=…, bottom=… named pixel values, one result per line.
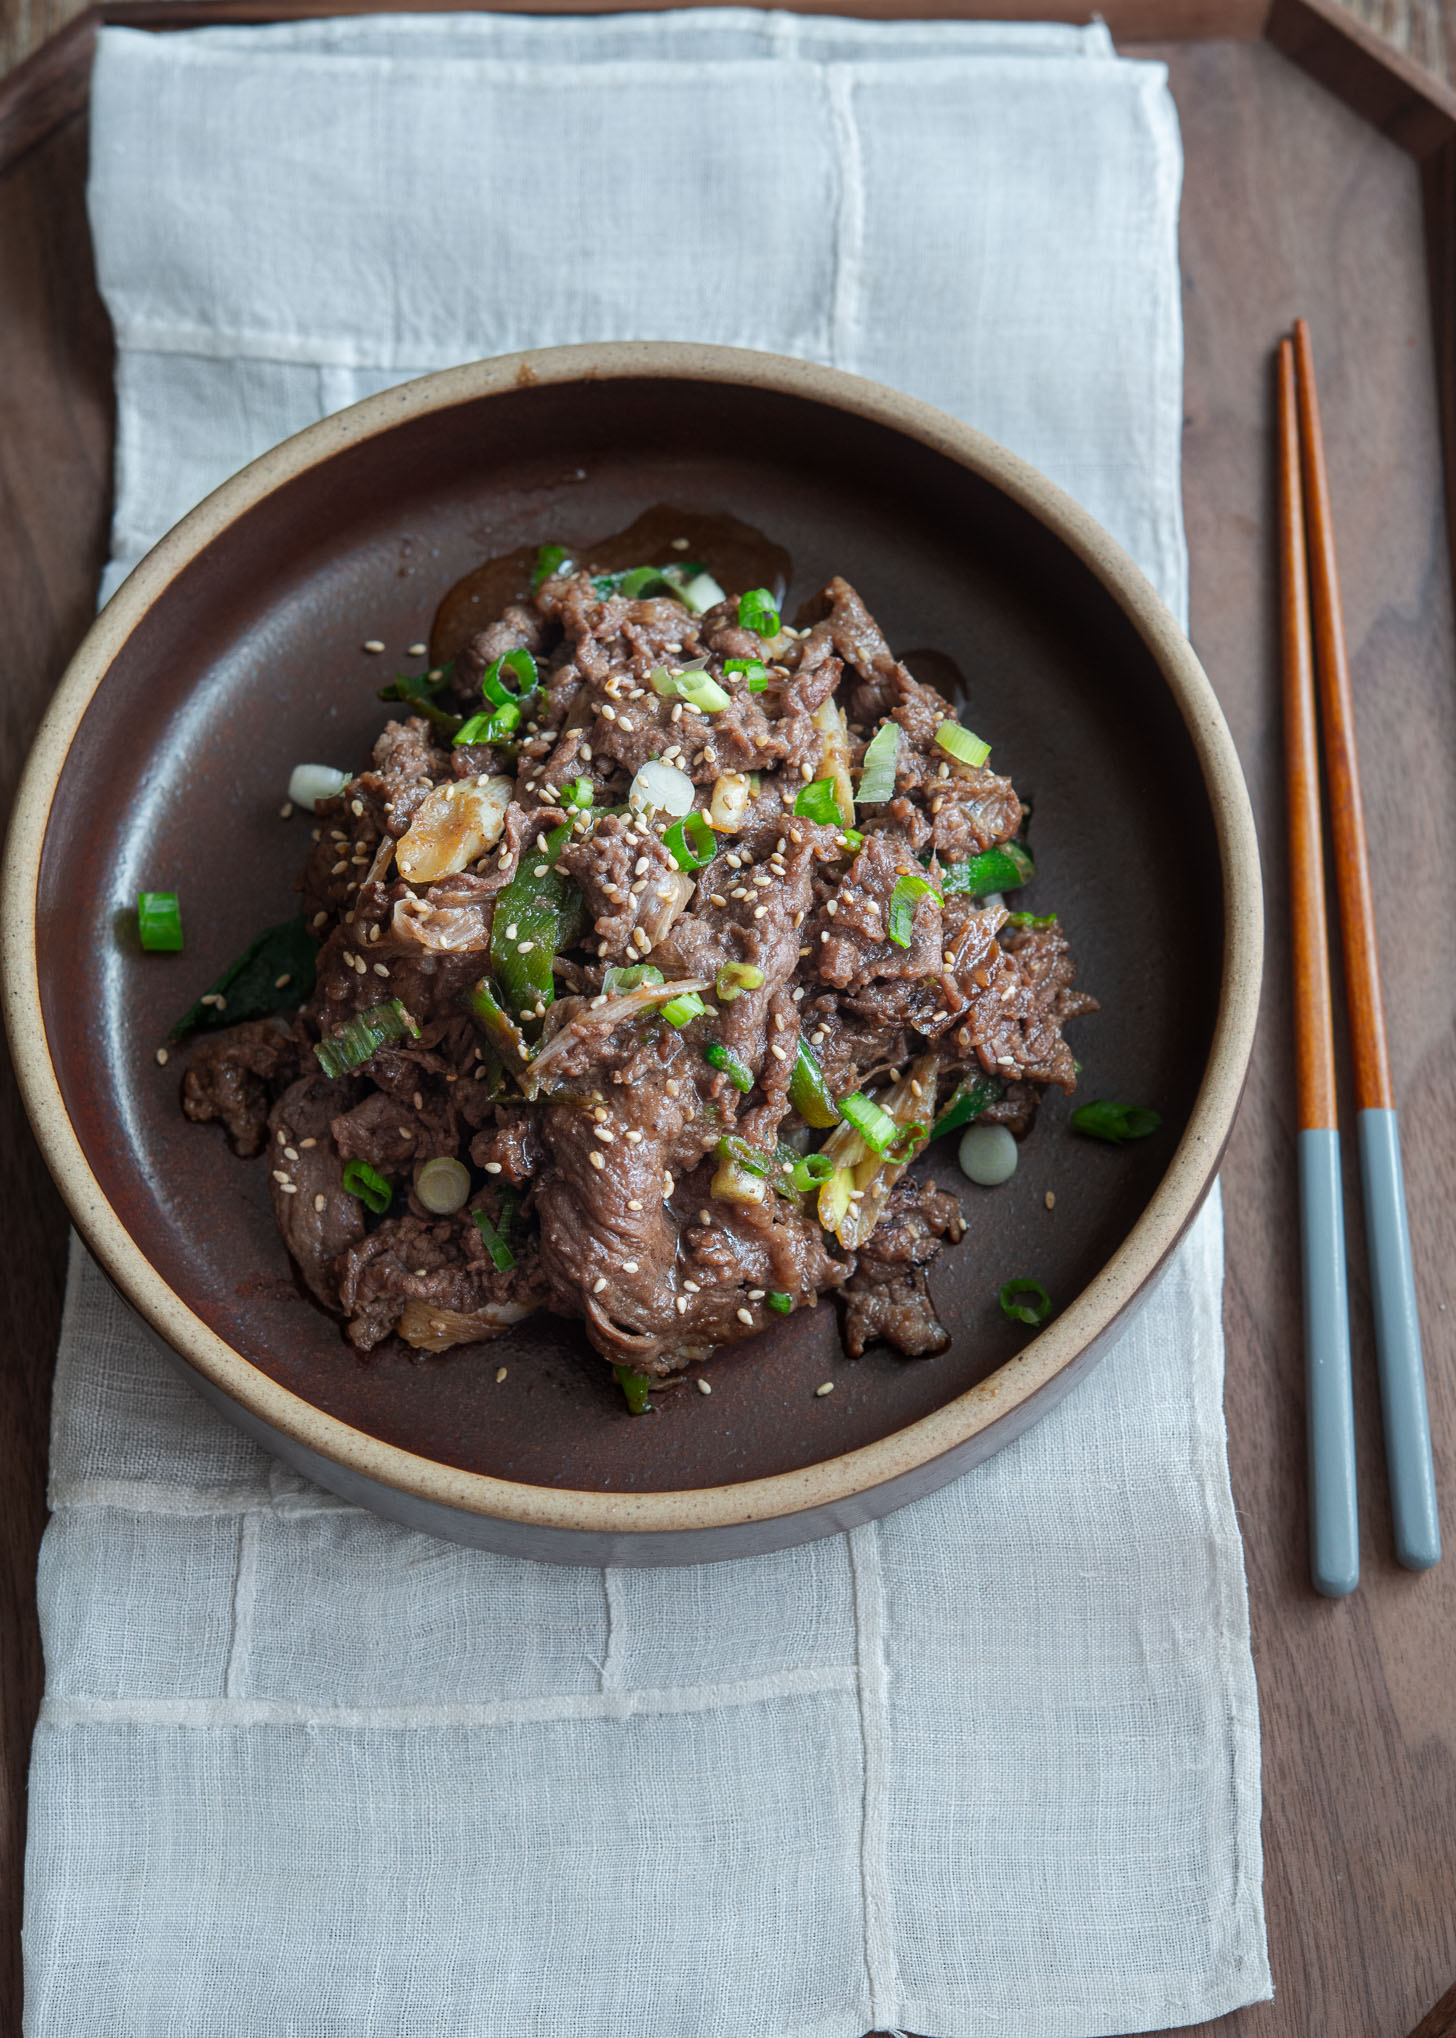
left=489, top=821, right=580, bottom=1025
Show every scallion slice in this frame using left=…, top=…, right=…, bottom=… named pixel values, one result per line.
left=563, top=777, right=594, bottom=811
left=663, top=564, right=726, bottom=613
left=856, top=721, right=900, bottom=806
left=934, top=720, right=991, bottom=769
left=601, top=963, right=665, bottom=995
left=794, top=777, right=845, bottom=827
left=887, top=871, right=940, bottom=948
left=531, top=543, right=573, bottom=590
left=1069, top=1100, right=1164, bottom=1144
left=417, top=1156, right=471, bottom=1215
left=377, top=666, right=462, bottom=740
left=715, top=961, right=765, bottom=1002
left=664, top=811, right=717, bottom=871
left=481, top=647, right=537, bottom=706
left=1003, top=910, right=1057, bottom=928
left=785, top=1150, right=834, bottom=1194
left=931, top=1073, right=1004, bottom=1141
left=341, top=1158, right=392, bottom=1215
left=314, top=998, right=421, bottom=1079
left=473, top=1206, right=517, bottom=1272
left=662, top=990, right=707, bottom=1027
left=940, top=841, right=1036, bottom=896
left=677, top=668, right=731, bottom=714
left=838, top=1090, right=926, bottom=1161
left=738, top=588, right=780, bottom=638
left=817, top=1166, right=854, bottom=1232
left=841, top=828, right=864, bottom=851
left=137, top=891, right=183, bottom=952
left=704, top=1040, right=755, bottom=1093
left=465, top=978, right=533, bottom=1067
left=613, top=1364, right=654, bottom=1415
left=999, top=1277, right=1051, bottom=1327
left=787, top=1039, right=840, bottom=1129
left=717, top=1134, right=771, bottom=1178
left=766, top=1291, right=794, bottom=1314
left=724, top=657, right=770, bottom=691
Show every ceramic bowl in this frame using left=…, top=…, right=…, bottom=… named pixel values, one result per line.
left=1, top=344, right=1261, bottom=1565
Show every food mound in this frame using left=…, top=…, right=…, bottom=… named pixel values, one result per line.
left=182, top=552, right=1097, bottom=1400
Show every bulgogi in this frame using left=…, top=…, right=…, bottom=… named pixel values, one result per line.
left=182, top=551, right=1096, bottom=1396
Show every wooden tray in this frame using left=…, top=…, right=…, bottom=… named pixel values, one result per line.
left=2, top=2, right=1454, bottom=2032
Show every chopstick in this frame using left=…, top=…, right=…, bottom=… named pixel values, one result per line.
left=1291, top=318, right=1441, bottom=1574
left=1278, top=336, right=1358, bottom=1598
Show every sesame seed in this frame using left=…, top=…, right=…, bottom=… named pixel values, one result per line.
left=710, top=893, right=728, bottom=909
left=279, top=1182, right=298, bottom=1196
left=594, top=1125, right=615, bottom=1144
left=362, top=638, right=385, bottom=653
left=590, top=1151, right=606, bottom=1170
left=697, top=1377, right=712, bottom=1394
left=770, top=1044, right=787, bottom=1061
left=300, top=1138, right=317, bottom=1149
left=736, top=1307, right=755, bottom=1326
left=373, top=962, right=389, bottom=978
left=627, top=1197, right=643, bottom=1211
left=408, top=642, right=427, bottom=656
left=623, top=1259, right=640, bottom=1273
left=815, top=1381, right=835, bottom=1397
left=154, top=1047, right=169, bottom=1066
left=699, top=1208, right=712, bottom=1227
left=314, top=1193, right=326, bottom=1213
left=483, top=1161, right=503, bottom=1175
left=633, top=928, right=652, bottom=952
left=748, top=1289, right=765, bottom=1301
left=412, top=1091, right=423, bottom=1110
left=625, top=1129, right=643, bottom=1144
left=517, top=940, right=536, bottom=953
left=331, top=860, right=348, bottom=876
left=496, top=1366, right=508, bottom=1383
left=284, top=1145, right=299, bottom=1161
left=676, top=1296, right=689, bottom=1313
left=683, top=1280, right=700, bottom=1293
left=825, top=899, right=838, bottom=917
left=753, top=906, right=768, bottom=920
left=592, top=1276, right=608, bottom=1294
left=312, top=912, right=328, bottom=929
left=350, top=799, right=364, bottom=818
left=279, top=801, right=294, bottom=820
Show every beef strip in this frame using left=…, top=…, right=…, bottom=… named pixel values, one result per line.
left=839, top=1177, right=965, bottom=1358
left=266, top=1076, right=367, bottom=1307
left=181, top=1020, right=304, bottom=1157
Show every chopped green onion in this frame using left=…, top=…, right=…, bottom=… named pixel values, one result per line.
left=613, top=1364, right=654, bottom=1415
left=664, top=811, right=717, bottom=870
left=602, top=964, right=665, bottom=994
left=888, top=871, right=940, bottom=948
left=490, top=820, right=577, bottom=1024
left=940, top=841, right=1036, bottom=897
left=314, top=998, right=421, bottom=1079
left=934, top=720, right=992, bottom=769
left=417, top=1156, right=471, bottom=1214
left=662, top=564, right=726, bottom=613
left=171, top=916, right=318, bottom=1043
left=137, top=892, right=183, bottom=952
left=465, top=978, right=533, bottom=1067
left=618, top=565, right=674, bottom=599
left=724, top=657, right=771, bottom=691
left=738, top=588, right=780, bottom=637
left=999, top=1277, right=1051, bottom=1327
left=662, top=990, right=707, bottom=1027
left=788, top=1039, right=840, bottom=1129
left=766, top=1291, right=794, bottom=1314
left=455, top=703, right=519, bottom=747
left=1003, top=911, right=1057, bottom=928
left=473, top=1206, right=517, bottom=1272
left=1069, top=1100, right=1164, bottom=1144
left=817, top=1166, right=854, bottom=1232
left=480, top=647, right=537, bottom=706
left=342, top=1158, right=392, bottom=1215
left=785, top=1150, right=834, bottom=1194
left=562, top=777, right=594, bottom=811
left=677, top=668, right=731, bottom=714
left=856, top=721, right=900, bottom=806
left=715, top=961, right=765, bottom=1002
left=794, top=777, right=845, bottom=827
left=838, top=1090, right=926, bottom=1161
left=704, top=1041, right=755, bottom=1093
left=931, top=1073, right=1004, bottom=1140
left=841, top=828, right=864, bottom=851
left=716, top=1134, right=771, bottom=1178
left=531, top=543, right=572, bottom=590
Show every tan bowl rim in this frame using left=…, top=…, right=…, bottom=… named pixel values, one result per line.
left=1, top=341, right=1262, bottom=1537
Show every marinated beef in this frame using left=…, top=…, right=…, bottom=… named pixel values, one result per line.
left=180, top=551, right=1096, bottom=1390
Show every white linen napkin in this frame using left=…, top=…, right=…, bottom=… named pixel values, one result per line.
left=24, top=19, right=1270, bottom=2035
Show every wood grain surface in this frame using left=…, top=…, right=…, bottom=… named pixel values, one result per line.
left=1, top=12, right=1455, bottom=2038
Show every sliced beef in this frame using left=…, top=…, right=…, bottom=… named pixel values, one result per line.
left=266, top=1076, right=367, bottom=1307
left=335, top=1203, right=540, bottom=1352
left=182, top=1020, right=304, bottom=1157
left=839, top=1176, right=965, bottom=1358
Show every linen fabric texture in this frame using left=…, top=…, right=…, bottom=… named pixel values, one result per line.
left=25, top=17, right=1271, bottom=2035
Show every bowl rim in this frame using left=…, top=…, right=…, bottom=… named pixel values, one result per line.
left=1, top=340, right=1262, bottom=1536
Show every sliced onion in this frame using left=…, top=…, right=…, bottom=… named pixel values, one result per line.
left=521, top=977, right=710, bottom=1098
left=396, top=1297, right=534, bottom=1352
left=288, top=764, right=351, bottom=811
left=416, top=1156, right=471, bottom=1213
left=629, top=759, right=695, bottom=816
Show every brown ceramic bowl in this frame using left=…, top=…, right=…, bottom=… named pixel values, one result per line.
left=2, top=344, right=1261, bottom=1566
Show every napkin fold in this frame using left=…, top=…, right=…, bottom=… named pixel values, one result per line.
left=26, top=18, right=1270, bottom=2035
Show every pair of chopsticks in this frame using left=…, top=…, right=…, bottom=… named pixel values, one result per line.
left=1278, top=322, right=1441, bottom=1595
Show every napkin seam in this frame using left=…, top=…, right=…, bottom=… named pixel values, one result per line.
left=825, top=66, right=865, bottom=372
left=848, top=1521, right=898, bottom=2028
left=41, top=1667, right=860, bottom=1731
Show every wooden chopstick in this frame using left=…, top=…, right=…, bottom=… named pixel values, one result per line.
left=1292, top=318, right=1441, bottom=1574
left=1278, top=335, right=1358, bottom=1598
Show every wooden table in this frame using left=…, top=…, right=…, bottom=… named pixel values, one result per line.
left=2, top=4, right=1455, bottom=2034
